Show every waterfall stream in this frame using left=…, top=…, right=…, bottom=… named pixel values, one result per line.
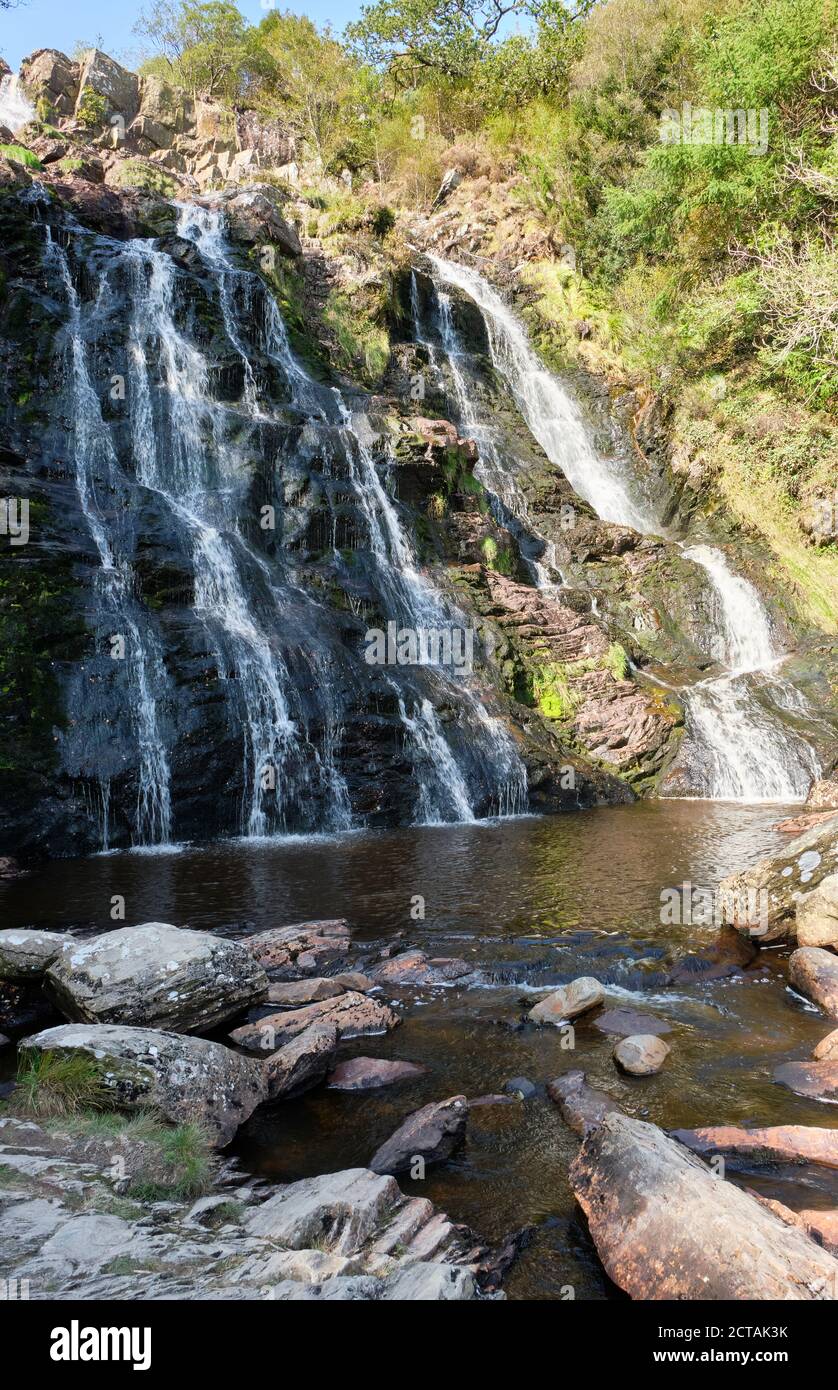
left=41, top=201, right=527, bottom=843
left=423, top=255, right=820, bottom=802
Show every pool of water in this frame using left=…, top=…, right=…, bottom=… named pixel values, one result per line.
left=2, top=800, right=835, bottom=1299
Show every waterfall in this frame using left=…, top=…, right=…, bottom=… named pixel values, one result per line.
left=0, top=74, right=35, bottom=133
left=45, top=228, right=173, bottom=845
left=422, top=255, right=820, bottom=803
left=40, top=197, right=528, bottom=841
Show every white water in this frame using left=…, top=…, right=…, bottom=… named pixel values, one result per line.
left=46, top=229, right=172, bottom=844
left=0, top=74, right=35, bottom=133
left=424, top=255, right=820, bottom=802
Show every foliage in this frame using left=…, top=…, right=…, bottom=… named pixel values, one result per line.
left=134, top=0, right=272, bottom=99
left=14, top=1052, right=110, bottom=1117
left=0, top=144, right=42, bottom=169
left=76, top=87, right=107, bottom=128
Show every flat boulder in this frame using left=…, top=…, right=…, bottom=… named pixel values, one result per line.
left=230, top=991, right=399, bottom=1053
left=19, top=1024, right=265, bottom=1146
left=719, top=813, right=838, bottom=943
left=796, top=873, right=838, bottom=949
left=267, top=978, right=343, bottom=1007
left=672, top=1124, right=838, bottom=1170
left=571, top=1113, right=838, bottom=1299
left=372, top=949, right=472, bottom=987
left=0, top=930, right=73, bottom=981
left=593, top=1008, right=672, bottom=1038
left=262, top=1022, right=337, bottom=1101
left=327, top=1057, right=426, bottom=1091
left=45, top=923, right=267, bottom=1033
left=244, top=920, right=349, bottom=979
left=528, top=977, right=604, bottom=1026
left=789, top=946, right=838, bottom=1018
left=774, top=1059, right=838, bottom=1104
left=547, top=1070, right=623, bottom=1137
left=369, top=1096, right=468, bottom=1175
left=613, top=1034, right=670, bottom=1076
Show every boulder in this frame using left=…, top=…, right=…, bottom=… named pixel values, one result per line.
left=243, top=919, right=349, bottom=979
left=138, top=74, right=192, bottom=132
left=20, top=1024, right=265, bottom=1146
left=332, top=972, right=375, bottom=993
left=774, top=1059, right=838, bottom=1103
left=45, top=923, right=267, bottom=1033
left=0, top=930, right=73, bottom=981
left=267, top=978, right=344, bottom=1006
left=613, top=1034, right=670, bottom=1076
left=571, top=1113, right=838, bottom=1299
left=503, top=1076, right=537, bottom=1099
left=672, top=1124, right=838, bottom=1169
left=225, top=187, right=301, bottom=257
left=789, top=946, right=838, bottom=1018
left=755, top=1197, right=838, bottom=1257
left=327, top=1057, right=426, bottom=1091
left=593, top=1008, right=672, bottom=1038
left=547, top=1070, right=622, bottom=1137
left=719, top=813, right=838, bottom=943
left=814, top=1028, right=838, bottom=1060
left=75, top=49, right=139, bottom=122
left=369, top=1095, right=468, bottom=1175
left=262, top=1022, right=337, bottom=1101
left=19, top=49, right=79, bottom=117
left=807, top=776, right=838, bottom=811
left=796, top=874, right=838, bottom=948
left=372, top=949, right=472, bottom=987
left=528, top=976, right=604, bottom=1026
left=230, top=991, right=400, bottom=1052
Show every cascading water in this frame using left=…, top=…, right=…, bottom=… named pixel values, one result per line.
left=422, top=255, right=821, bottom=802
left=39, top=197, right=527, bottom=842
left=45, top=226, right=173, bottom=846
left=0, top=74, right=35, bottom=133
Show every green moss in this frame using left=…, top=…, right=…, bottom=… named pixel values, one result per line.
left=605, top=641, right=629, bottom=681
left=0, top=145, right=42, bottom=171
left=323, top=288, right=390, bottom=385
left=533, top=661, right=577, bottom=721
left=109, top=159, right=178, bottom=197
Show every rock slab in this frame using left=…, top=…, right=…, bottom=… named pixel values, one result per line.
left=370, top=1096, right=468, bottom=1175
left=45, top=923, right=267, bottom=1033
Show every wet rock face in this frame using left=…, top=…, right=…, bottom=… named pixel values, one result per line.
left=19, top=1024, right=266, bottom=1146
left=571, top=1113, right=838, bottom=1300
left=45, top=924, right=268, bottom=1033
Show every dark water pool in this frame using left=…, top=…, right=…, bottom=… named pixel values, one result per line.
left=2, top=801, right=835, bottom=1299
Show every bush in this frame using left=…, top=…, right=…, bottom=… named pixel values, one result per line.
left=76, top=87, right=107, bottom=129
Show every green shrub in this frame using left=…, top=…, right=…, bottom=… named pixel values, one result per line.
left=76, top=87, right=107, bottom=130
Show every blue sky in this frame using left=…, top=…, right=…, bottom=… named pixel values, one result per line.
left=0, top=0, right=366, bottom=70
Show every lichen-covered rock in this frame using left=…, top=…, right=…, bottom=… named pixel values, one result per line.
left=789, top=946, right=838, bottom=1019
left=0, top=930, right=73, bottom=981
left=230, top=991, right=399, bottom=1052
left=45, top=923, right=267, bottom=1033
left=528, top=976, right=604, bottom=1025
left=796, top=873, right=838, bottom=948
left=19, top=1024, right=266, bottom=1145
left=720, top=814, right=838, bottom=943
left=571, top=1113, right=838, bottom=1299
left=369, top=1095, right=468, bottom=1174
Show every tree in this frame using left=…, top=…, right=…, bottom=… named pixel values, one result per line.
left=134, top=0, right=263, bottom=99
left=346, top=0, right=593, bottom=84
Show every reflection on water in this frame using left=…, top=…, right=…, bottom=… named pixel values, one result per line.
left=3, top=801, right=836, bottom=1299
